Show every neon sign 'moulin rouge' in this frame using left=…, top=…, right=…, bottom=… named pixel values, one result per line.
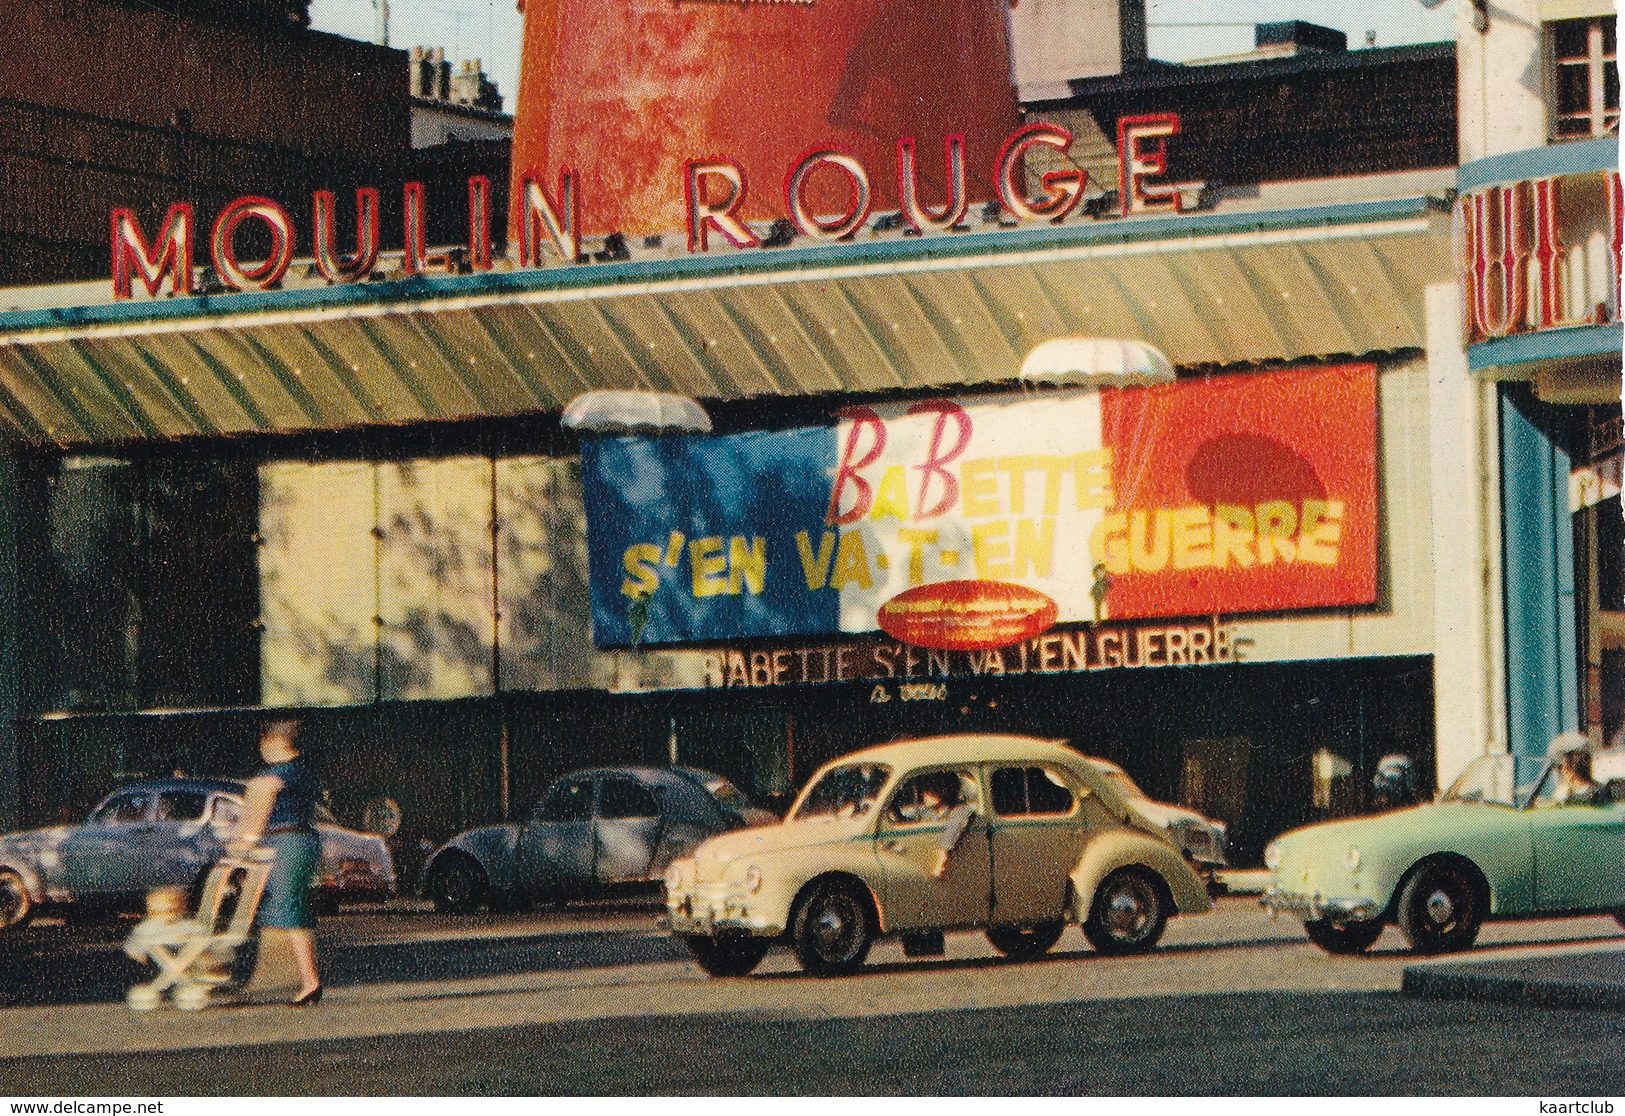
left=110, top=116, right=1192, bottom=300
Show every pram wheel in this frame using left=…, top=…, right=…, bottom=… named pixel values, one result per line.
left=127, top=985, right=161, bottom=1012
left=174, top=984, right=210, bottom=1010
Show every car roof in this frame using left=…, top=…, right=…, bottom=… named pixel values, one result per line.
left=819, top=734, right=1086, bottom=772
left=550, top=766, right=694, bottom=787
left=106, top=777, right=246, bottom=798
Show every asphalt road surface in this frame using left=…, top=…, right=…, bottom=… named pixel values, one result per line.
left=1, top=899, right=1621, bottom=1095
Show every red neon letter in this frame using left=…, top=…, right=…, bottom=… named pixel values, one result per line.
left=686, top=161, right=759, bottom=253
left=827, top=406, right=887, bottom=525
left=897, top=135, right=968, bottom=234
left=210, top=196, right=293, bottom=291
left=312, top=188, right=379, bottom=283
left=1118, top=114, right=1183, bottom=216
left=908, top=400, right=973, bottom=519
left=518, top=169, right=580, bottom=266
left=995, top=123, right=1085, bottom=224
left=1467, top=184, right=1531, bottom=340
left=1532, top=178, right=1592, bottom=330
left=403, top=181, right=429, bottom=274
left=111, top=203, right=194, bottom=299
left=784, top=147, right=871, bottom=240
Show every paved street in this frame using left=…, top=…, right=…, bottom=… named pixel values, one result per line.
left=1, top=899, right=1621, bottom=1094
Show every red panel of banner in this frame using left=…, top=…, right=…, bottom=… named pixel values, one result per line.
left=1096, top=364, right=1379, bottom=619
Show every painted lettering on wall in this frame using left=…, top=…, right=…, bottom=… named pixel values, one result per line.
left=701, top=622, right=1240, bottom=688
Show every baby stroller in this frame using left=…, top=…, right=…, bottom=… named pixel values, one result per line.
left=122, top=845, right=274, bottom=1011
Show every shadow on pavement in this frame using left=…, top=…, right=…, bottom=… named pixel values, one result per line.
left=0, top=916, right=686, bottom=1008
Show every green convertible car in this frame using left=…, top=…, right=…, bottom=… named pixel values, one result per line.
left=1262, top=751, right=1625, bottom=954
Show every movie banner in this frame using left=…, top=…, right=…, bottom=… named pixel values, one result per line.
left=583, top=364, right=1377, bottom=648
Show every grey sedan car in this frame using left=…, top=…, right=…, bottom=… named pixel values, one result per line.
left=0, top=778, right=396, bottom=932
left=423, top=766, right=776, bottom=913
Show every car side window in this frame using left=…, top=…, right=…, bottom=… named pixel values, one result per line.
left=599, top=778, right=658, bottom=820
left=210, top=797, right=243, bottom=829
left=536, top=779, right=594, bottom=824
left=157, top=790, right=208, bottom=823
left=887, top=769, right=978, bottom=825
left=92, top=791, right=151, bottom=825
left=990, top=767, right=1075, bottom=818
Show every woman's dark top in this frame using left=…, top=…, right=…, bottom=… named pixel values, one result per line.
left=264, top=758, right=320, bottom=832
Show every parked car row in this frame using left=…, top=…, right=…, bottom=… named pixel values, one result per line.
left=4, top=735, right=1620, bottom=983
left=0, top=777, right=395, bottom=932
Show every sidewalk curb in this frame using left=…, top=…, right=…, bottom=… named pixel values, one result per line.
left=1401, top=965, right=1625, bottom=1011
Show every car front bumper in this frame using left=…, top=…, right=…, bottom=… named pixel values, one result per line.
left=661, top=889, right=784, bottom=938
left=1261, top=886, right=1381, bottom=924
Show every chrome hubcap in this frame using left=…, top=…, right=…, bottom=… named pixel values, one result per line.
left=1105, top=881, right=1152, bottom=938
left=1425, top=889, right=1456, bottom=925
left=812, top=897, right=858, bottom=958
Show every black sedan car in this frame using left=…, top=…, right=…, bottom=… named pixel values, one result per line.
left=423, top=766, right=775, bottom=913
left=0, top=778, right=396, bottom=932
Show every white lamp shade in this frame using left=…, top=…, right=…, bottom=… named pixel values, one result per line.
left=1019, top=337, right=1175, bottom=389
left=561, top=390, right=713, bottom=434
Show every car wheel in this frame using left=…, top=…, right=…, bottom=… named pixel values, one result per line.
left=1304, top=916, right=1385, bottom=954
left=0, top=869, right=32, bottom=932
left=1083, top=868, right=1169, bottom=955
left=1396, top=861, right=1482, bottom=954
left=791, top=880, right=874, bottom=977
left=426, top=855, right=490, bottom=915
left=986, top=921, right=1065, bottom=961
left=684, top=933, right=769, bottom=978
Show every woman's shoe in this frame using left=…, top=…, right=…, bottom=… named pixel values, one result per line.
left=289, top=985, right=323, bottom=1007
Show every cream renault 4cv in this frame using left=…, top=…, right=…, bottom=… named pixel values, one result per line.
left=663, top=734, right=1214, bottom=977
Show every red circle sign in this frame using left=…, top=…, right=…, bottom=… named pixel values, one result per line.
left=877, top=580, right=1059, bottom=651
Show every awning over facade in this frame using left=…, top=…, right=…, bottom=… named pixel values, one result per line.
left=0, top=196, right=1452, bottom=445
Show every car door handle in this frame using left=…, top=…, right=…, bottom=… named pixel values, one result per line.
left=881, top=841, right=907, bottom=855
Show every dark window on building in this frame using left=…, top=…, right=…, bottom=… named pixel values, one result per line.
left=1552, top=18, right=1619, bottom=138
left=25, top=455, right=259, bottom=714
left=138, top=458, right=259, bottom=709
left=1598, top=495, right=1623, bottom=611
left=599, top=779, right=657, bottom=820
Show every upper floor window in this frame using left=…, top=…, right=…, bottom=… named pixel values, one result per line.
left=1551, top=17, right=1619, bottom=139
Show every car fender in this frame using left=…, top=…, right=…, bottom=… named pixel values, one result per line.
left=740, top=844, right=882, bottom=936
left=0, top=854, right=46, bottom=905
left=427, top=825, right=521, bottom=894
left=1070, top=830, right=1212, bottom=920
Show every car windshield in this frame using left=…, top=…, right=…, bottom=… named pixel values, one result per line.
left=794, top=763, right=892, bottom=821
left=1439, top=754, right=1524, bottom=807
left=680, top=769, right=754, bottom=811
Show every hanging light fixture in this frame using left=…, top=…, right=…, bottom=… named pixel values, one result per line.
left=1018, top=337, right=1176, bottom=389
left=561, top=390, right=713, bottom=435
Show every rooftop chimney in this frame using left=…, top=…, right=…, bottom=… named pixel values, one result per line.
left=1009, top=0, right=1148, bottom=103
left=1254, top=21, right=1348, bottom=54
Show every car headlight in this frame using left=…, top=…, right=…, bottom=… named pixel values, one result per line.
left=744, top=866, right=762, bottom=894
left=1264, top=842, right=1281, bottom=870
left=1344, top=845, right=1361, bottom=872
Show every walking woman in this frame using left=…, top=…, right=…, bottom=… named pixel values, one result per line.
left=236, top=720, right=324, bottom=1005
